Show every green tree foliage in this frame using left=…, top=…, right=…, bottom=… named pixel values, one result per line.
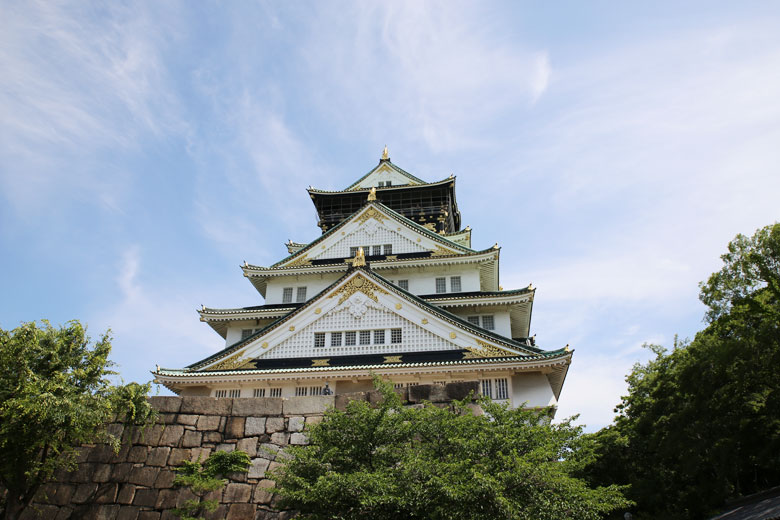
left=172, top=450, right=251, bottom=520
left=582, top=223, right=780, bottom=519
left=271, top=379, right=630, bottom=520
left=0, top=320, right=157, bottom=520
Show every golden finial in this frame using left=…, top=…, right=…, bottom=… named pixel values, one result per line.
left=381, top=145, right=389, bottom=160
left=465, top=225, right=471, bottom=231
left=367, top=187, right=377, bottom=201
left=353, top=246, right=366, bottom=267
left=493, top=243, right=499, bottom=249
left=243, top=260, right=248, bottom=267
left=528, top=282, right=534, bottom=290
left=499, top=285, right=503, bottom=291
left=201, top=304, right=205, bottom=311
left=565, top=344, right=571, bottom=352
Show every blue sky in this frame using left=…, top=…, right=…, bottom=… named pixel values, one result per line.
left=2, top=1, right=779, bottom=430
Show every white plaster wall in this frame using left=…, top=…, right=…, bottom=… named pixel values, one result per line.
left=446, top=309, right=512, bottom=338
left=380, top=264, right=480, bottom=295
left=353, top=167, right=415, bottom=189
left=313, top=223, right=426, bottom=260
left=265, top=273, right=341, bottom=304
left=511, top=372, right=556, bottom=408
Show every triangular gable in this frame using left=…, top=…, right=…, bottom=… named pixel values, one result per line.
left=345, top=161, right=427, bottom=191
left=272, top=202, right=474, bottom=268
left=197, top=268, right=539, bottom=372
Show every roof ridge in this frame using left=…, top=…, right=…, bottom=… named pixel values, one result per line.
left=344, top=160, right=428, bottom=191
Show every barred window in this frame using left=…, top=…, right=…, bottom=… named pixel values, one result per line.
left=228, top=389, right=241, bottom=398
left=270, top=388, right=282, bottom=398
left=481, top=315, right=495, bottom=330
left=391, top=328, right=402, bottom=344
left=295, top=387, right=308, bottom=397
left=383, top=244, right=392, bottom=255
left=374, top=330, right=385, bottom=344
left=372, top=245, right=382, bottom=256
left=394, top=383, right=404, bottom=390
left=435, top=277, right=446, bottom=293
left=360, top=330, right=372, bottom=345
left=241, top=329, right=253, bottom=339
left=398, top=279, right=409, bottom=290
left=450, top=276, right=461, bottom=293
left=331, top=332, right=342, bottom=347
left=350, top=246, right=359, bottom=257
left=481, top=379, right=493, bottom=399
left=309, top=387, right=323, bottom=396
left=253, top=388, right=266, bottom=397
left=282, top=287, right=293, bottom=303
left=345, top=331, right=357, bottom=346
left=314, top=333, right=326, bottom=348
left=467, top=316, right=480, bottom=326
left=495, top=378, right=509, bottom=400
left=215, top=389, right=227, bottom=398
left=296, top=287, right=307, bottom=303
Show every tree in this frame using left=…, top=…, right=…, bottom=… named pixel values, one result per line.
left=0, top=320, right=157, bottom=520
left=271, top=379, right=630, bottom=520
left=172, top=450, right=251, bottom=520
left=582, top=223, right=780, bottom=518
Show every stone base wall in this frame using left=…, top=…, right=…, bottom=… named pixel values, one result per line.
left=14, top=382, right=478, bottom=520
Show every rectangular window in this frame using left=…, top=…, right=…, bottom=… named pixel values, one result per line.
left=295, top=387, right=308, bottom=397
left=253, top=388, right=266, bottom=397
left=393, top=383, right=404, bottom=390
left=391, top=328, right=402, bottom=344
left=398, top=279, right=409, bottom=290
left=372, top=245, right=382, bottom=256
left=282, top=287, right=293, bottom=303
left=309, top=386, right=323, bottom=396
left=435, top=277, right=446, bottom=293
left=406, top=382, right=419, bottom=387
left=433, top=380, right=446, bottom=385
left=481, top=315, right=495, bottom=330
left=360, top=330, right=371, bottom=345
left=345, top=331, right=356, bottom=346
left=241, top=329, right=253, bottom=340
left=331, top=332, right=342, bottom=347
left=215, top=389, right=227, bottom=398
left=450, top=276, right=461, bottom=293
left=270, top=388, right=282, bottom=398
left=374, top=330, right=385, bottom=344
left=228, top=389, right=241, bottom=398
left=296, top=287, right=307, bottom=303
left=495, top=378, right=509, bottom=400
left=350, top=246, right=359, bottom=257
left=467, top=316, right=480, bottom=326
left=314, top=332, right=325, bottom=348
left=383, top=244, right=392, bottom=255
left=481, top=379, right=493, bottom=399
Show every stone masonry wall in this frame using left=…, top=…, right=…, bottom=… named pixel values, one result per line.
left=17, top=382, right=478, bottom=520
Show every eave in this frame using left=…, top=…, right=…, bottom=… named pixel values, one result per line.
left=198, top=304, right=301, bottom=338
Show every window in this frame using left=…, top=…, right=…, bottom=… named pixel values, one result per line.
left=394, top=383, right=404, bottom=390
left=372, top=245, right=382, bottom=256
left=435, top=277, right=446, bottom=293
left=374, top=330, right=385, bottom=344
left=350, top=246, right=359, bottom=257
left=270, top=388, right=282, bottom=398
left=450, top=276, right=461, bottom=293
left=481, top=378, right=509, bottom=400
left=467, top=316, right=480, bottom=326
left=383, top=244, right=392, bottom=255
left=345, top=331, right=357, bottom=346
left=228, top=389, right=241, bottom=398
left=331, top=332, right=343, bottom=347
left=495, top=378, right=509, bottom=400
left=295, top=387, right=308, bottom=397
left=398, top=279, right=409, bottom=290
left=360, top=330, right=372, bottom=345
left=406, top=382, right=419, bottom=387
left=241, top=329, right=253, bottom=339
left=310, top=386, right=323, bottom=396
left=481, top=315, right=495, bottom=330
left=296, top=286, right=307, bottom=303
left=433, top=380, right=446, bottom=385
left=481, top=379, right=493, bottom=399
left=253, top=388, right=266, bottom=397
left=314, top=332, right=325, bottom=348
left=391, top=328, right=402, bottom=344
left=215, top=389, right=227, bottom=398
left=282, top=287, right=293, bottom=303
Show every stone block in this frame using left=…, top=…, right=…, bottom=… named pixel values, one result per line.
left=159, top=424, right=185, bottom=447
left=149, top=396, right=181, bottom=413
left=227, top=503, right=256, bottom=519
left=367, top=390, right=385, bottom=405
left=227, top=470, right=248, bottom=483
left=245, top=417, right=266, bottom=436
left=41, top=483, right=74, bottom=506
left=253, top=479, right=275, bottom=504
left=180, top=396, right=232, bottom=415
left=407, top=384, right=433, bottom=403
left=146, top=447, right=171, bottom=466
left=110, top=441, right=132, bottom=463
left=265, top=417, right=285, bottom=433
left=289, top=432, right=308, bottom=445
left=92, top=504, right=120, bottom=520
left=203, top=431, right=223, bottom=443
left=154, top=469, right=176, bottom=489
left=88, top=443, right=116, bottom=463
left=55, top=506, right=74, bottom=520
left=236, top=437, right=258, bottom=457
left=93, top=463, right=113, bottom=483
left=137, top=512, right=161, bottom=520
left=74, top=446, right=91, bottom=463
left=177, top=413, right=199, bottom=426
left=216, top=443, right=236, bottom=453
left=445, top=380, right=479, bottom=400
left=223, top=483, right=252, bottom=503
left=335, top=391, right=368, bottom=410
left=133, top=488, right=159, bottom=507
left=117, top=484, right=137, bottom=504
left=232, top=397, right=283, bottom=416
left=203, top=505, right=227, bottom=520
left=270, top=432, right=289, bottom=445
left=175, top=488, right=197, bottom=507
left=156, top=488, right=179, bottom=509
left=94, top=482, right=119, bottom=504
left=127, top=445, right=149, bottom=463
left=305, top=415, right=323, bottom=427
left=267, top=461, right=283, bottom=474
left=160, top=512, right=180, bottom=520
left=72, top=483, right=98, bottom=504
left=258, top=443, right=280, bottom=459
left=129, top=466, right=159, bottom=487
left=196, top=415, right=221, bottom=431
left=111, top=463, right=133, bottom=482
left=116, top=506, right=140, bottom=520
left=287, top=416, right=305, bottom=432
left=135, top=424, right=165, bottom=446
left=225, top=417, right=245, bottom=439
left=283, top=395, right=334, bottom=415
left=190, top=447, right=213, bottom=462
left=168, top=448, right=192, bottom=466
left=182, top=429, right=202, bottom=447
left=20, top=504, right=59, bottom=520
left=248, top=457, right=271, bottom=479
left=158, top=413, right=178, bottom=425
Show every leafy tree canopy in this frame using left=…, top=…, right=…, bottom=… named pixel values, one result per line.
left=271, top=379, right=630, bottom=520
left=0, top=320, right=157, bottom=520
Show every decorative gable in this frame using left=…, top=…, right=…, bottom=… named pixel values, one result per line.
left=349, top=162, right=422, bottom=190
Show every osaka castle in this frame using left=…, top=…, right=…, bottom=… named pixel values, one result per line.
left=153, top=148, right=572, bottom=412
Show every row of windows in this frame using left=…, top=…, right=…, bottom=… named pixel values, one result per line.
left=314, top=329, right=402, bottom=348
left=466, top=315, right=495, bottom=330
left=282, top=286, right=307, bottom=304
left=350, top=244, right=393, bottom=257
left=377, top=181, right=392, bottom=187
left=435, top=276, right=461, bottom=293
left=294, top=386, right=324, bottom=397
left=241, top=328, right=263, bottom=340
left=215, top=388, right=283, bottom=398
left=481, top=378, right=509, bottom=400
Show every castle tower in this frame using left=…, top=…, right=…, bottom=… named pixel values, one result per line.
left=153, top=149, right=572, bottom=412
